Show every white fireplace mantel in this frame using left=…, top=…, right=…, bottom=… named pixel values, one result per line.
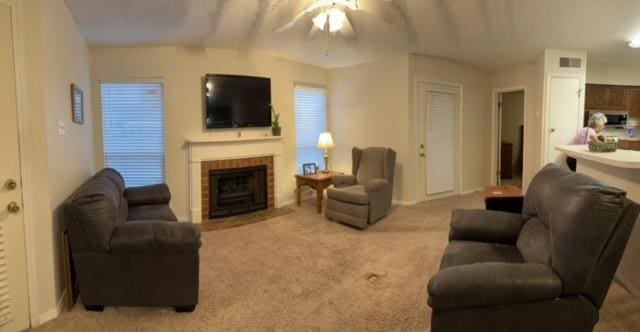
left=186, top=135, right=284, bottom=223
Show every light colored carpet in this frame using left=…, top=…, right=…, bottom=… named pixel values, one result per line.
left=33, top=192, right=640, bottom=331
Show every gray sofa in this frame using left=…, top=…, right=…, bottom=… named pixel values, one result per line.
left=427, top=164, right=640, bottom=331
left=63, top=168, right=201, bottom=312
left=326, top=147, right=396, bottom=229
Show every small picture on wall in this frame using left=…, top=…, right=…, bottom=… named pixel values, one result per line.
left=302, top=163, right=318, bottom=175
left=71, top=84, right=84, bottom=124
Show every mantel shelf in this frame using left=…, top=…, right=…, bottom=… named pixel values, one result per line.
left=185, top=136, right=283, bottom=145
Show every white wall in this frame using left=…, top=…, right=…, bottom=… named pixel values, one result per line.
left=409, top=54, right=492, bottom=198
left=21, top=0, right=94, bottom=323
left=587, top=61, right=640, bottom=85
left=90, top=47, right=328, bottom=219
left=328, top=56, right=410, bottom=201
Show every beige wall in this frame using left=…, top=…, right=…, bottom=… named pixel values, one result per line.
left=328, top=56, right=410, bottom=201
left=409, top=54, right=492, bottom=198
left=90, top=47, right=328, bottom=220
left=21, top=0, right=94, bottom=323
left=491, top=63, right=541, bottom=189
left=328, top=54, right=492, bottom=203
left=501, top=91, right=525, bottom=167
left=587, top=61, right=640, bottom=85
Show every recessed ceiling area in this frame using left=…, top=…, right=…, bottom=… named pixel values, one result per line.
left=65, top=0, right=640, bottom=69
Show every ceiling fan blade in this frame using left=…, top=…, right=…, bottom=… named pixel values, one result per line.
left=306, top=24, right=321, bottom=39
left=274, top=10, right=308, bottom=32
left=340, top=16, right=356, bottom=39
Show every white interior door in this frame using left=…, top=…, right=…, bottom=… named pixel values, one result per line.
left=0, top=2, right=31, bottom=331
left=547, top=77, right=581, bottom=163
left=418, top=83, right=460, bottom=201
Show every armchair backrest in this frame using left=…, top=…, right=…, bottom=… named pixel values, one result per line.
left=352, top=147, right=396, bottom=184
left=521, top=164, right=638, bottom=306
left=63, top=168, right=128, bottom=252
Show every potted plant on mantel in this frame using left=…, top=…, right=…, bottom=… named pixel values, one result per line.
left=271, top=106, right=281, bottom=136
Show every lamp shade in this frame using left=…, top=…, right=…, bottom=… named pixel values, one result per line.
left=317, top=132, right=335, bottom=149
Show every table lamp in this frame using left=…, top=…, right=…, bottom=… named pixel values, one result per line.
left=317, top=132, right=335, bottom=173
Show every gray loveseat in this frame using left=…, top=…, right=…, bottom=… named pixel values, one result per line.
left=326, top=147, right=396, bottom=229
left=427, top=164, right=640, bottom=331
left=63, top=168, right=201, bottom=312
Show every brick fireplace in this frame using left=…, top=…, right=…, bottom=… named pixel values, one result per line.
left=201, top=156, right=274, bottom=221
left=185, top=135, right=283, bottom=223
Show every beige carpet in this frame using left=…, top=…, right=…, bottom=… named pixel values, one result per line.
left=33, top=192, right=640, bottom=331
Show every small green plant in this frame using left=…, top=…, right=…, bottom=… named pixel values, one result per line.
left=271, top=106, right=282, bottom=136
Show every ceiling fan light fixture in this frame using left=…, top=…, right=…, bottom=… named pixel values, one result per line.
left=629, top=37, right=640, bottom=48
left=327, top=8, right=346, bottom=32
left=312, top=8, right=346, bottom=32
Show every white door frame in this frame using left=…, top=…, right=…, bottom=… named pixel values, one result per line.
left=540, top=74, right=584, bottom=165
left=415, top=79, right=463, bottom=201
left=490, top=86, right=527, bottom=186
left=4, top=0, right=39, bottom=326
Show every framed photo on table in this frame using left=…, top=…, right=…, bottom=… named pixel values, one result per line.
left=302, top=163, right=318, bottom=175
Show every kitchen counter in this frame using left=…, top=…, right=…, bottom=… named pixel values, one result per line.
left=555, top=145, right=640, bottom=296
left=555, top=144, right=640, bottom=169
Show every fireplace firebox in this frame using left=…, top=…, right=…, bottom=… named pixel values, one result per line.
left=209, top=165, right=268, bottom=219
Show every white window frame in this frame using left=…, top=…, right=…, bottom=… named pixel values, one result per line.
left=294, top=84, right=328, bottom=173
left=99, top=78, right=167, bottom=187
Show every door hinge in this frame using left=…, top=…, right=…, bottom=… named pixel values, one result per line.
left=578, top=89, right=582, bottom=98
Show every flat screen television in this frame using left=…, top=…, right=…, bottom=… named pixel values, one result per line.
left=204, top=74, right=272, bottom=128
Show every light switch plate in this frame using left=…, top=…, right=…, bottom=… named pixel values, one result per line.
left=57, top=120, right=66, bottom=136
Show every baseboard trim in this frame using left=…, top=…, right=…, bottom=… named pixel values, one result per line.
left=616, top=272, right=640, bottom=297
left=37, top=287, right=66, bottom=326
left=392, top=200, right=418, bottom=206
left=460, top=187, right=483, bottom=195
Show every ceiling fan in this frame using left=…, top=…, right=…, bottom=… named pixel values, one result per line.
left=274, top=0, right=395, bottom=40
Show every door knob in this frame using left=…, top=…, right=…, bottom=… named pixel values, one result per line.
left=4, top=179, right=17, bottom=191
left=550, top=128, right=556, bottom=133
left=419, top=153, right=426, bottom=157
left=7, top=202, right=20, bottom=214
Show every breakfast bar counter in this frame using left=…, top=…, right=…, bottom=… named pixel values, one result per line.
left=556, top=145, right=640, bottom=296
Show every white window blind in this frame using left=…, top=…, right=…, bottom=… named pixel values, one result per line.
left=426, top=91, right=455, bottom=195
left=0, top=225, right=13, bottom=326
left=295, top=86, right=327, bottom=172
left=101, top=82, right=165, bottom=187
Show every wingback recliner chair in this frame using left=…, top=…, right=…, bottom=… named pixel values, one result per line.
left=63, top=168, right=201, bottom=312
left=326, top=147, right=396, bottom=229
left=427, top=164, right=640, bottom=331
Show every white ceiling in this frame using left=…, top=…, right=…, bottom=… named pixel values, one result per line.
left=65, top=0, right=640, bottom=69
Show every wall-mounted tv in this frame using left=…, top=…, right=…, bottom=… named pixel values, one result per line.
left=204, top=74, right=272, bottom=129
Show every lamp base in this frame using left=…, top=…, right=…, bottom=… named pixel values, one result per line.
left=323, top=154, right=330, bottom=173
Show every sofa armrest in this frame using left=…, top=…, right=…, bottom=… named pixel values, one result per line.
left=364, top=179, right=390, bottom=193
left=450, top=209, right=527, bottom=244
left=428, top=262, right=563, bottom=310
left=332, top=175, right=357, bottom=188
left=110, top=220, right=201, bottom=253
left=124, top=184, right=171, bottom=206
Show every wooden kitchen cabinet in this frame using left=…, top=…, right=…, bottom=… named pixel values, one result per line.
left=627, top=88, right=640, bottom=119
left=607, top=87, right=627, bottom=110
left=619, top=140, right=640, bottom=151
left=586, top=84, right=628, bottom=110
left=585, top=85, right=607, bottom=109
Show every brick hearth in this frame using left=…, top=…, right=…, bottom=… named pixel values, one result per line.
left=201, top=156, right=274, bottom=222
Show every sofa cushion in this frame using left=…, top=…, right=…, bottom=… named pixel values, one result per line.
left=128, top=204, right=178, bottom=221
left=327, top=185, right=369, bottom=205
left=110, top=220, right=201, bottom=253
left=440, top=240, right=524, bottom=270
left=517, top=217, right=551, bottom=265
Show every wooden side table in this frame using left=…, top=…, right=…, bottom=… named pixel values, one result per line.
left=484, top=185, right=524, bottom=214
left=295, top=171, right=342, bottom=214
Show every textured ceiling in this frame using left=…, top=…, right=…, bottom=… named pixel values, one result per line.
left=65, top=0, right=640, bottom=69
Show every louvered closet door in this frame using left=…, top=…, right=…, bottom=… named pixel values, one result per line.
left=0, top=2, right=31, bottom=330
left=425, top=91, right=456, bottom=196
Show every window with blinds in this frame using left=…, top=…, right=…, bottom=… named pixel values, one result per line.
left=101, top=82, right=165, bottom=187
left=295, top=86, right=327, bottom=173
